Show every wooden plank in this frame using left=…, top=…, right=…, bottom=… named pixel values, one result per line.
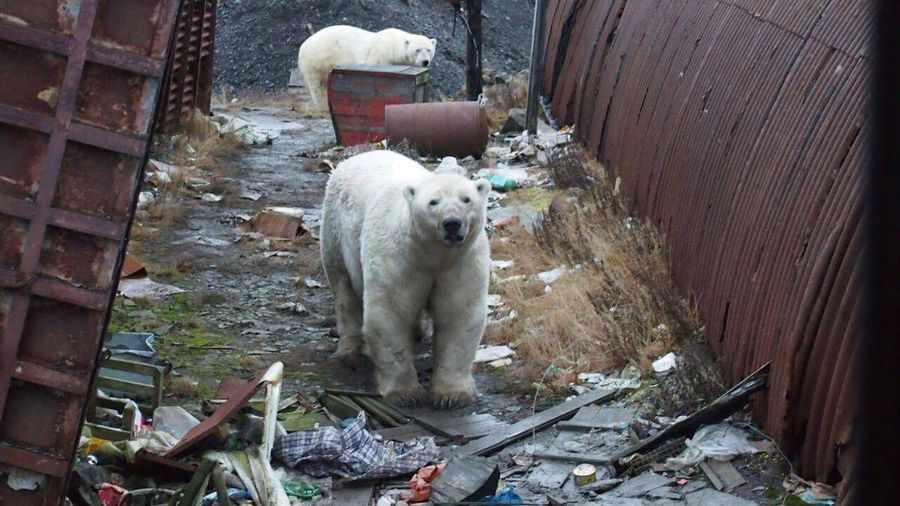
left=700, top=460, right=746, bottom=492
left=331, top=482, right=375, bottom=505
left=532, top=451, right=610, bottom=465
left=453, top=389, right=619, bottom=457
left=557, top=406, right=636, bottom=432
left=415, top=412, right=509, bottom=440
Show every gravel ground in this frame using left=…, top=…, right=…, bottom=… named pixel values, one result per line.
left=214, top=0, right=534, bottom=96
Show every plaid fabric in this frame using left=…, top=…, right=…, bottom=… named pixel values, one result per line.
left=273, top=412, right=441, bottom=479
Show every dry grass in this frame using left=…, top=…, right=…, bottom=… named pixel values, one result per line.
left=170, top=110, right=246, bottom=169
left=146, top=190, right=193, bottom=228
left=486, top=145, right=699, bottom=394
left=295, top=245, right=323, bottom=277
left=482, top=73, right=529, bottom=131
left=166, top=376, right=200, bottom=398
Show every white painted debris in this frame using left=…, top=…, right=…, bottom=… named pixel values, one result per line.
left=201, top=192, right=223, bottom=202
left=210, top=113, right=274, bottom=145
left=137, top=191, right=154, bottom=210
left=0, top=465, right=46, bottom=491
left=577, top=372, right=642, bottom=391
left=150, top=170, right=173, bottom=185
left=119, top=277, right=186, bottom=300
left=474, top=345, right=516, bottom=363
left=304, top=277, right=326, bottom=289
left=652, top=352, right=677, bottom=373
left=487, top=294, right=503, bottom=308
left=149, top=159, right=188, bottom=176
left=666, top=423, right=758, bottom=470
left=538, top=265, right=568, bottom=285
left=491, top=259, right=514, bottom=270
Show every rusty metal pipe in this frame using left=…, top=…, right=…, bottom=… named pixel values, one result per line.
left=385, top=101, right=489, bottom=158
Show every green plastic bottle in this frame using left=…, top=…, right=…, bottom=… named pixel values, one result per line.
left=487, top=175, right=517, bottom=192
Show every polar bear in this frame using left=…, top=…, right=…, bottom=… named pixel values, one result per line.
left=320, top=150, right=490, bottom=408
left=297, top=25, right=436, bottom=112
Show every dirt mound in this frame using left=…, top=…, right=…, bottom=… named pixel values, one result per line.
left=214, top=0, right=533, bottom=97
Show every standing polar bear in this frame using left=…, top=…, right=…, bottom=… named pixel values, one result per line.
left=320, top=150, right=490, bottom=408
left=297, top=25, right=437, bottom=111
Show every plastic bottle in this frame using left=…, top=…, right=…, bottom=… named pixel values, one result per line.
left=487, top=175, right=517, bottom=192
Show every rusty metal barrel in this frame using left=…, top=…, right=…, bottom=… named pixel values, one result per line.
left=385, top=101, right=489, bottom=158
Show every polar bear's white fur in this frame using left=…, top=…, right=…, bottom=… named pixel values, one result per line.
left=297, top=25, right=436, bottom=111
left=320, top=150, right=490, bottom=408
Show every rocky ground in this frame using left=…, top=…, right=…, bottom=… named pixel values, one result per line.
left=214, top=0, right=534, bottom=96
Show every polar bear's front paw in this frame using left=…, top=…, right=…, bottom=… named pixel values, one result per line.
left=384, top=386, right=429, bottom=407
left=431, top=384, right=476, bottom=410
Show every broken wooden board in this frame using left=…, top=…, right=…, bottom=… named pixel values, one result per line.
left=414, top=412, right=509, bottom=441
left=453, top=388, right=619, bottom=457
left=700, top=460, right=746, bottom=492
left=430, top=456, right=500, bottom=504
left=557, top=406, right=637, bottom=432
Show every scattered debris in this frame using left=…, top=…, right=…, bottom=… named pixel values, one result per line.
left=455, top=388, right=619, bottom=457
left=666, top=423, right=758, bottom=470
left=700, top=459, right=746, bottom=492
left=474, top=345, right=516, bottom=364
left=573, top=463, right=597, bottom=486
left=652, top=352, right=677, bottom=373
left=274, top=412, right=441, bottom=479
left=537, top=265, right=567, bottom=285
left=244, top=207, right=307, bottom=238
left=118, top=277, right=186, bottom=300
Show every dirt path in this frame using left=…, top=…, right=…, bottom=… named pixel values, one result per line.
left=116, top=104, right=521, bottom=417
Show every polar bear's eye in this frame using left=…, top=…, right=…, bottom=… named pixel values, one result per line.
left=462, top=197, right=471, bottom=204
left=429, top=199, right=439, bottom=206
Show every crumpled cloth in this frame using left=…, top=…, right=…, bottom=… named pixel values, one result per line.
left=665, top=423, right=758, bottom=470
left=273, top=412, right=441, bottom=479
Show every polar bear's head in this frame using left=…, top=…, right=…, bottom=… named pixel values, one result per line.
left=404, top=35, right=437, bottom=67
left=404, top=174, right=490, bottom=246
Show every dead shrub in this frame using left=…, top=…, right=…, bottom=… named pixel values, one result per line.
left=295, top=245, right=323, bottom=277
left=146, top=191, right=192, bottom=228
left=487, top=145, right=699, bottom=394
left=170, top=110, right=245, bottom=169
left=166, top=376, right=199, bottom=398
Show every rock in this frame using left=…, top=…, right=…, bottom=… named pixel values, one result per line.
left=501, top=108, right=526, bottom=134
left=549, top=195, right=574, bottom=218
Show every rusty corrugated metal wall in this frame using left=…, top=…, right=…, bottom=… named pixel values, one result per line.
left=0, top=1, right=181, bottom=503
left=542, top=0, right=867, bottom=491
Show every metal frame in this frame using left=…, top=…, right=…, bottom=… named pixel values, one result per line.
left=0, top=1, right=181, bottom=503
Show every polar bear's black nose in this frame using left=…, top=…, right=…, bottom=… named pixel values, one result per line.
left=422, top=60, right=430, bottom=66
left=443, top=218, right=462, bottom=233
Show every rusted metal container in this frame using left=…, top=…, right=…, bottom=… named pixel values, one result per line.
left=327, top=64, right=429, bottom=146
left=155, top=0, right=217, bottom=134
left=385, top=101, right=489, bottom=158
left=0, top=1, right=181, bottom=503
left=541, top=0, right=869, bottom=500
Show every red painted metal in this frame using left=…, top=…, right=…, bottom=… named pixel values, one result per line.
left=327, top=64, right=430, bottom=146
left=156, top=0, right=217, bottom=134
left=541, top=0, right=868, bottom=498
left=0, top=1, right=181, bottom=503
left=385, top=102, right=489, bottom=158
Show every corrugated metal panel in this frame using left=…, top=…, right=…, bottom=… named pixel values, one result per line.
left=0, top=1, right=181, bottom=503
left=542, top=0, right=868, bottom=493
left=156, top=0, right=216, bottom=134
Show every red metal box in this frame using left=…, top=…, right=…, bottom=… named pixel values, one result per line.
left=327, top=64, right=429, bottom=146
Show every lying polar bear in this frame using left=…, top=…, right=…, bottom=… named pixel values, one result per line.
left=320, top=150, right=490, bottom=408
left=297, top=25, right=436, bottom=111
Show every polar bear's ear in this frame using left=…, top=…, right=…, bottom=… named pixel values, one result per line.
left=475, top=179, right=490, bottom=196
left=430, top=38, right=437, bottom=48
left=404, top=185, right=417, bottom=203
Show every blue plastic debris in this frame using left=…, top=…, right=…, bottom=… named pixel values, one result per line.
left=479, top=487, right=523, bottom=504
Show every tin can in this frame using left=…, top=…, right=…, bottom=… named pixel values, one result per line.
left=573, top=463, right=597, bottom=486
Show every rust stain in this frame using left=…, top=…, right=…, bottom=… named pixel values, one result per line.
left=542, top=0, right=868, bottom=495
